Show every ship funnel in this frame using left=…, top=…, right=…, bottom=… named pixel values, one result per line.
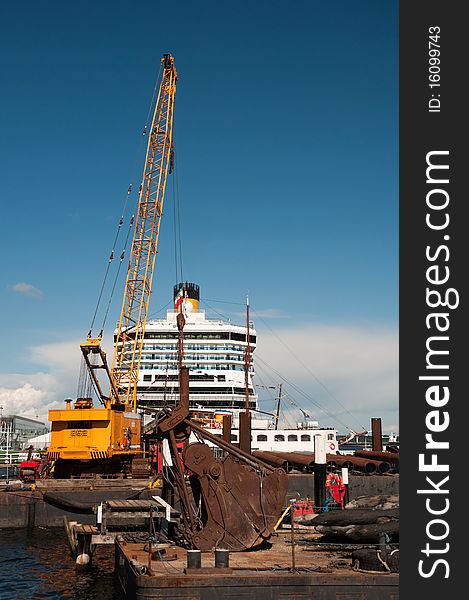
left=174, top=282, right=200, bottom=313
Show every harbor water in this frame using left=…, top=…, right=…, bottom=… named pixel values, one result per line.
left=0, top=529, right=121, bottom=600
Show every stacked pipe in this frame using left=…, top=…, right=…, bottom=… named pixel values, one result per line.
left=252, top=450, right=391, bottom=474
left=326, top=454, right=390, bottom=474
left=354, top=450, right=399, bottom=473
left=253, top=450, right=314, bottom=473
left=252, top=451, right=293, bottom=473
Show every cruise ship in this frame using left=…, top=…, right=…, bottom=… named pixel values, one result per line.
left=136, top=282, right=257, bottom=415
left=137, top=282, right=338, bottom=454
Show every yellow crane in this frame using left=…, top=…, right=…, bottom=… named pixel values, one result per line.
left=47, top=54, right=177, bottom=477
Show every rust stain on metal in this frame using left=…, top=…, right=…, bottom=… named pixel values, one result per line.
left=184, top=442, right=288, bottom=551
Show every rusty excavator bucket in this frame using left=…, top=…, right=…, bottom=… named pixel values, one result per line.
left=155, top=311, right=288, bottom=551
left=156, top=409, right=289, bottom=551
left=155, top=382, right=288, bottom=551
left=184, top=442, right=288, bottom=551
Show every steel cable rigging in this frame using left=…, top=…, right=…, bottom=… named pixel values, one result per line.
left=87, top=62, right=165, bottom=340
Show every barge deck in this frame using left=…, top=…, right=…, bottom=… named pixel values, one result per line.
left=115, top=531, right=399, bottom=599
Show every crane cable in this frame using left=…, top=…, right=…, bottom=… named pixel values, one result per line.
left=200, top=299, right=232, bottom=321
left=200, top=297, right=362, bottom=433
left=255, top=353, right=356, bottom=434
left=251, top=308, right=369, bottom=433
left=88, top=195, right=131, bottom=337
left=98, top=214, right=135, bottom=336
left=172, top=125, right=184, bottom=285
left=172, top=151, right=180, bottom=283
left=87, top=63, right=164, bottom=338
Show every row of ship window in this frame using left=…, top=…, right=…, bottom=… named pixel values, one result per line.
left=140, top=364, right=254, bottom=372
left=142, top=344, right=248, bottom=352
left=143, top=374, right=226, bottom=382
left=137, top=386, right=254, bottom=394
left=118, top=332, right=257, bottom=343
left=227, top=433, right=313, bottom=442
left=139, top=400, right=256, bottom=409
left=140, top=354, right=252, bottom=362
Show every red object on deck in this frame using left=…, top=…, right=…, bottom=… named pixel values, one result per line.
left=292, top=499, right=315, bottom=518
left=19, top=459, right=42, bottom=481
left=149, top=440, right=187, bottom=475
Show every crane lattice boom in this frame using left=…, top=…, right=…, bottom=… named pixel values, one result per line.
left=110, top=54, right=177, bottom=410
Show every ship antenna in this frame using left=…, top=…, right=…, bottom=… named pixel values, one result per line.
left=275, top=383, right=283, bottom=430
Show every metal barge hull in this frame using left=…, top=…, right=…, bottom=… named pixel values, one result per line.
left=0, top=474, right=398, bottom=528
left=115, top=539, right=399, bottom=599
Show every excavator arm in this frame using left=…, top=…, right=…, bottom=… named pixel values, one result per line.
left=155, top=391, right=289, bottom=551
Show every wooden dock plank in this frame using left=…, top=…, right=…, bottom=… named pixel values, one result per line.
left=75, top=524, right=99, bottom=535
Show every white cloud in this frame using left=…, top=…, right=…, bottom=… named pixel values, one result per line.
left=30, top=339, right=85, bottom=371
left=9, top=282, right=43, bottom=298
left=0, top=338, right=85, bottom=423
left=255, top=323, right=398, bottom=434
left=0, top=339, right=119, bottom=422
left=0, top=375, right=63, bottom=423
left=0, top=336, right=117, bottom=423
left=0, top=325, right=398, bottom=436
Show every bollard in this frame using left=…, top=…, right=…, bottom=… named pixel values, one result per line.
left=215, top=548, right=229, bottom=569
left=187, top=549, right=202, bottom=569
left=341, top=467, right=350, bottom=507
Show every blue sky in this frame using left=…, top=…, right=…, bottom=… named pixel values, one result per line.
left=0, top=1, right=398, bottom=433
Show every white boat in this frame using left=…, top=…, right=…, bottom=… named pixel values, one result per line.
left=337, top=431, right=399, bottom=454
left=191, top=409, right=338, bottom=455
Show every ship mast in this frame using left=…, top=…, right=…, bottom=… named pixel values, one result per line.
left=274, top=383, right=283, bottom=430
left=244, top=295, right=251, bottom=414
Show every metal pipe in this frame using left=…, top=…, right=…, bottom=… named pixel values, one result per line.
left=222, top=414, right=232, bottom=444
left=275, top=383, right=282, bottom=430
left=326, top=454, right=378, bottom=474
left=244, top=297, right=251, bottom=415
left=354, top=450, right=400, bottom=463
left=371, top=418, right=383, bottom=452
left=338, top=454, right=390, bottom=474
left=314, top=463, right=327, bottom=511
left=375, top=461, right=391, bottom=474
left=252, top=451, right=293, bottom=472
left=258, top=450, right=315, bottom=470
left=239, top=411, right=251, bottom=454
left=326, top=455, right=354, bottom=470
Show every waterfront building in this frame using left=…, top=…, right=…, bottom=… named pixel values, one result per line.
left=0, top=415, right=48, bottom=462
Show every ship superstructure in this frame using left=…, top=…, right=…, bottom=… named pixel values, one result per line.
left=135, top=283, right=258, bottom=415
